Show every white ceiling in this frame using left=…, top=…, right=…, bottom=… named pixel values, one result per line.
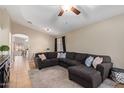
left=1, top=5, right=124, bottom=36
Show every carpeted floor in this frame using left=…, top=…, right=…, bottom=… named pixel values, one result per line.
left=29, top=66, right=116, bottom=88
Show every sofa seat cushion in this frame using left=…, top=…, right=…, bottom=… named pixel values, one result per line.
left=67, top=60, right=81, bottom=66
left=44, top=58, right=58, bottom=63
left=59, top=58, right=71, bottom=62
left=46, top=52, right=57, bottom=59
left=39, top=58, right=58, bottom=67
left=59, top=58, right=80, bottom=66
left=68, top=65, right=102, bottom=87
left=68, top=65, right=101, bottom=82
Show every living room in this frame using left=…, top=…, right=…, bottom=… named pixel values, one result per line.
left=0, top=0, right=124, bottom=92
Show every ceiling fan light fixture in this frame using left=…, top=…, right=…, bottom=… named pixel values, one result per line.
left=58, top=5, right=80, bottom=16
left=46, top=28, right=51, bottom=32
left=27, top=20, right=32, bottom=24
left=42, top=27, right=52, bottom=32
left=62, top=5, right=72, bottom=11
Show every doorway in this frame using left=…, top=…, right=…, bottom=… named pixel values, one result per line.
left=12, top=34, right=29, bottom=61
left=9, top=34, right=32, bottom=87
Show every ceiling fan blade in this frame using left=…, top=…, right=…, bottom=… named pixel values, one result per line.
left=71, top=6, right=80, bottom=15
left=76, top=6, right=89, bottom=18
left=58, top=9, right=64, bottom=16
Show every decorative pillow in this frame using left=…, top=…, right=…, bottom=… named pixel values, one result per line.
left=60, top=53, right=66, bottom=58
left=57, top=53, right=61, bottom=58
left=85, top=56, right=94, bottom=67
left=92, top=57, right=103, bottom=68
left=38, top=54, right=46, bottom=61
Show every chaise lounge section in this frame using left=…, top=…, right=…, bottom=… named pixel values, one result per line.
left=68, top=65, right=102, bottom=88
left=34, top=52, right=113, bottom=88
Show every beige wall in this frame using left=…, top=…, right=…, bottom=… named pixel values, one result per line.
left=11, top=22, right=55, bottom=54
left=65, top=14, right=124, bottom=68
left=0, top=9, right=11, bottom=46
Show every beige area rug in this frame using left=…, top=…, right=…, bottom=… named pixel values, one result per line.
left=29, top=66, right=116, bottom=88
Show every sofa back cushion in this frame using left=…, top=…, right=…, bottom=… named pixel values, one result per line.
left=35, top=53, right=41, bottom=57
left=46, top=52, right=57, bottom=59
left=87, top=54, right=111, bottom=62
left=74, top=53, right=88, bottom=63
left=66, top=52, right=75, bottom=60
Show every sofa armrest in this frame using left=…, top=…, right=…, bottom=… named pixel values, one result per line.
left=34, top=57, right=43, bottom=69
left=96, top=62, right=113, bottom=81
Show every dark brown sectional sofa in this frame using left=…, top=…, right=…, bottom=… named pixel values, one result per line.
left=34, top=52, right=113, bottom=88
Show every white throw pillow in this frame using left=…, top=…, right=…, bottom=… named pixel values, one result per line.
left=61, top=53, right=66, bottom=58
left=58, top=53, right=66, bottom=58
left=92, top=57, right=103, bottom=68
left=57, top=53, right=61, bottom=58
left=38, top=54, right=46, bottom=61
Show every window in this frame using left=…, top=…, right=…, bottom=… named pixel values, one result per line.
left=57, top=38, right=63, bottom=52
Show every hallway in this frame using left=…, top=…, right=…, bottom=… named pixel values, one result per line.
left=9, top=56, right=33, bottom=88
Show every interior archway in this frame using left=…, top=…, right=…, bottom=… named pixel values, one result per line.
left=12, top=34, right=29, bottom=61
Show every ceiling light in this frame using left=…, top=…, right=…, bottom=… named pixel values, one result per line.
left=62, top=5, right=72, bottom=11
left=42, top=27, right=52, bottom=32
left=27, top=21, right=32, bottom=24
left=46, top=28, right=51, bottom=32
left=25, top=39, right=29, bottom=42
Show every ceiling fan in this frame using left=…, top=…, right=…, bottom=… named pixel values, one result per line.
left=58, top=5, right=81, bottom=16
